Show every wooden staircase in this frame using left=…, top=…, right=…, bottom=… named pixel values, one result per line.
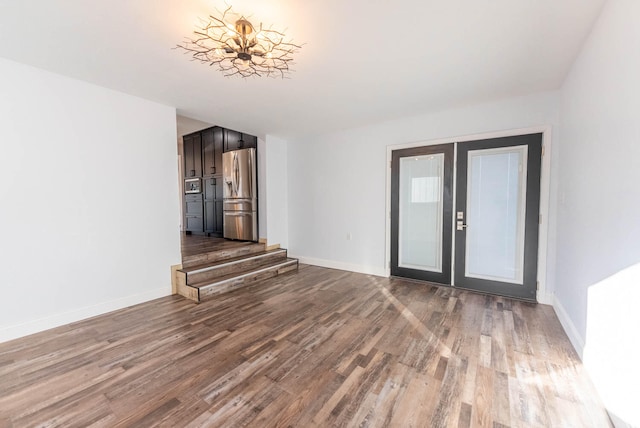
left=175, top=241, right=298, bottom=302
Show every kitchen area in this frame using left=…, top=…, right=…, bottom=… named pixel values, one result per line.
left=181, top=125, right=259, bottom=242
left=175, top=121, right=298, bottom=303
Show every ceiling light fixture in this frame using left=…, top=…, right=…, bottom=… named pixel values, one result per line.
left=176, top=6, right=302, bottom=78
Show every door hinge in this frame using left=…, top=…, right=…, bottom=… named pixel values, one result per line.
left=539, top=214, right=542, bottom=225
left=541, top=145, right=545, bottom=157
left=388, top=261, right=391, bottom=268
left=536, top=281, right=540, bottom=290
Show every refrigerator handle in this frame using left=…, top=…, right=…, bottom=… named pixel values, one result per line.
left=233, top=152, right=240, bottom=196
left=248, top=150, right=253, bottom=198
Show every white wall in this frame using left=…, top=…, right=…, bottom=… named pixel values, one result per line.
left=555, top=1, right=640, bottom=426
left=264, top=135, right=289, bottom=249
left=0, top=58, right=181, bottom=342
left=176, top=115, right=212, bottom=138
left=258, top=137, right=267, bottom=241
left=287, top=91, right=560, bottom=281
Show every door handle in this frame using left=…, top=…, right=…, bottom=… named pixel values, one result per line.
left=456, top=220, right=468, bottom=231
left=233, top=153, right=240, bottom=196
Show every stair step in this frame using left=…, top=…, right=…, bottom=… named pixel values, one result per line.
left=180, top=248, right=288, bottom=284
left=193, top=258, right=299, bottom=301
left=181, top=242, right=266, bottom=268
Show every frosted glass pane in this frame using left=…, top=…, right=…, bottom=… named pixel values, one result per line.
left=399, top=154, right=444, bottom=272
left=465, top=146, right=527, bottom=284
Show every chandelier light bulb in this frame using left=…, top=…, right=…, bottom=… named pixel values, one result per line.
left=235, top=19, right=253, bottom=36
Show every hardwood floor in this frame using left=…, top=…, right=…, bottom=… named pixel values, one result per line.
left=180, top=234, right=250, bottom=259
left=0, top=265, right=610, bottom=427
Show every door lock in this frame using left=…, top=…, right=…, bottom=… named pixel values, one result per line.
left=456, top=220, right=468, bottom=231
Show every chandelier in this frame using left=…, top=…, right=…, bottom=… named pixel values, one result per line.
left=176, top=6, right=302, bottom=78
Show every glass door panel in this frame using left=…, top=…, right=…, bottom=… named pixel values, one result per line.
left=391, top=144, right=453, bottom=285
left=465, top=146, right=527, bottom=284
left=399, top=154, right=444, bottom=273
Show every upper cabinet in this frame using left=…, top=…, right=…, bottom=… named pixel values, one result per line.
left=185, top=127, right=257, bottom=178
left=202, top=127, right=224, bottom=177
left=224, top=129, right=258, bottom=152
left=183, top=133, right=202, bottom=178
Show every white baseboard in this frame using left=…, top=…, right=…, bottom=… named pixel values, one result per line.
left=291, top=255, right=388, bottom=278
left=0, top=286, right=171, bottom=344
left=552, top=295, right=586, bottom=359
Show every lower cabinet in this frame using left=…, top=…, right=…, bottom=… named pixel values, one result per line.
left=204, top=200, right=224, bottom=237
left=204, top=177, right=224, bottom=237
left=185, top=215, right=204, bottom=233
left=185, top=194, right=204, bottom=234
left=184, top=180, right=224, bottom=236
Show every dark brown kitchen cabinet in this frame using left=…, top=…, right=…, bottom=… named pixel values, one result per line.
left=183, top=133, right=202, bottom=178
left=202, top=127, right=224, bottom=177
left=186, top=216, right=204, bottom=232
left=204, top=200, right=224, bottom=237
left=204, top=177, right=224, bottom=236
left=224, top=129, right=257, bottom=152
left=184, top=194, right=204, bottom=233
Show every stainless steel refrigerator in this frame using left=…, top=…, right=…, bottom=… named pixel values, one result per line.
left=222, top=148, right=257, bottom=241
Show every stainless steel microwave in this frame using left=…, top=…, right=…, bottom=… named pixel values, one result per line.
left=184, top=178, right=201, bottom=194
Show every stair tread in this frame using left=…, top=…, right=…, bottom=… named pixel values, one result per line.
left=181, top=242, right=267, bottom=268
left=188, top=258, right=298, bottom=289
left=179, top=248, right=287, bottom=273
left=182, top=241, right=261, bottom=257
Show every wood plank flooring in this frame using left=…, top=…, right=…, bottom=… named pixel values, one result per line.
left=180, top=234, right=250, bottom=259
left=0, top=265, right=610, bottom=427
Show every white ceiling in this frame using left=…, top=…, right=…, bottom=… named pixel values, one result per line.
left=0, top=0, right=605, bottom=139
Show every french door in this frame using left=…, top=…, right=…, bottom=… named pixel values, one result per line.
left=390, top=133, right=542, bottom=301
left=390, top=144, right=454, bottom=284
